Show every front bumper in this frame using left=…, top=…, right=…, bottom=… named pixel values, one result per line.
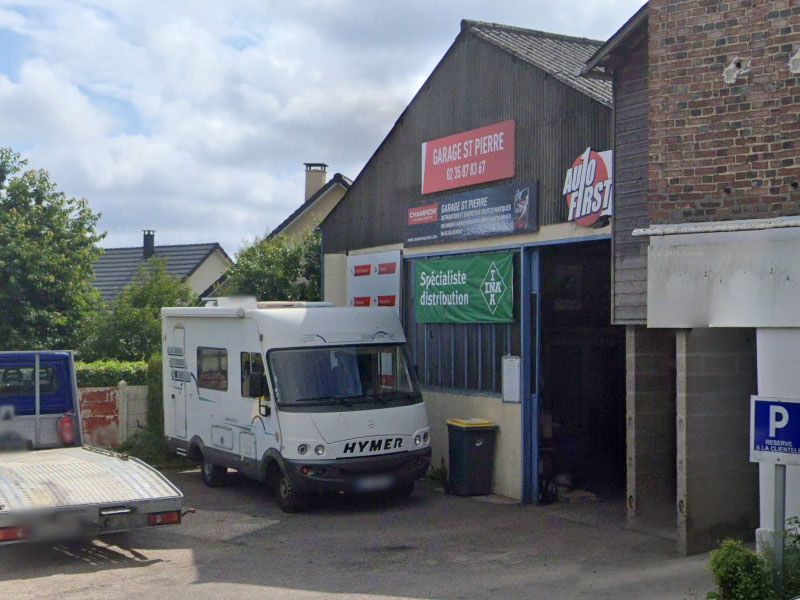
left=284, top=447, right=431, bottom=494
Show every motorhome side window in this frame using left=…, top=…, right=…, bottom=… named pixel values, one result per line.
left=241, top=352, right=268, bottom=398
left=197, top=347, right=228, bottom=391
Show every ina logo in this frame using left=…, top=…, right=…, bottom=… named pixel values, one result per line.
left=480, top=262, right=506, bottom=314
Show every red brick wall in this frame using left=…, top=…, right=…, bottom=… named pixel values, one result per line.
left=648, top=0, right=800, bottom=223
left=79, top=388, right=120, bottom=448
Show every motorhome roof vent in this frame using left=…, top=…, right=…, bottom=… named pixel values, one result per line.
left=203, top=296, right=258, bottom=308
left=256, top=301, right=334, bottom=309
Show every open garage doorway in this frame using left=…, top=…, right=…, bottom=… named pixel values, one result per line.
left=537, top=240, right=626, bottom=502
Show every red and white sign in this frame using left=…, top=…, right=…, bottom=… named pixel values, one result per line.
left=563, top=147, right=613, bottom=228
left=347, top=250, right=402, bottom=314
left=421, top=120, right=515, bottom=195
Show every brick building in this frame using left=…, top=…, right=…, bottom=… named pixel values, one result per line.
left=583, top=0, right=800, bottom=554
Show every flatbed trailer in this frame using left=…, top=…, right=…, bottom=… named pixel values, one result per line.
left=0, top=351, right=184, bottom=544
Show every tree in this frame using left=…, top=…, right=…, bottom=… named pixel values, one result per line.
left=221, top=230, right=321, bottom=301
left=82, top=258, right=196, bottom=361
left=0, top=148, right=104, bottom=349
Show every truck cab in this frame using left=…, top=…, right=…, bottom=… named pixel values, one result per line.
left=162, top=299, right=431, bottom=512
left=0, top=351, right=80, bottom=451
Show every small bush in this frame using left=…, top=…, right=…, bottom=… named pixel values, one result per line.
left=75, top=360, right=147, bottom=387
left=146, top=353, right=163, bottom=433
left=708, top=539, right=776, bottom=600
left=117, top=428, right=173, bottom=467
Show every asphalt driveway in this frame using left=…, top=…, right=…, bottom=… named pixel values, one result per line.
left=0, top=468, right=712, bottom=599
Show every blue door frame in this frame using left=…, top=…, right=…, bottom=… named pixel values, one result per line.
left=520, top=247, right=539, bottom=504
left=519, top=234, right=611, bottom=504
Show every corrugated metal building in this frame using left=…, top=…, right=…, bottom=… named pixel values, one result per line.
left=320, top=20, right=620, bottom=502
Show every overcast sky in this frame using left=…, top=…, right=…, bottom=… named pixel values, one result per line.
left=0, top=0, right=644, bottom=255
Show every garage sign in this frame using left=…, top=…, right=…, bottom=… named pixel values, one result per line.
left=563, top=147, right=613, bottom=227
left=405, top=180, right=537, bottom=247
left=421, top=120, right=515, bottom=195
left=414, top=253, right=513, bottom=324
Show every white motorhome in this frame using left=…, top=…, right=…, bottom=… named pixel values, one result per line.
left=161, top=299, right=431, bottom=512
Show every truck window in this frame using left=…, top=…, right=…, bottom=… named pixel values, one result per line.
left=197, top=347, right=228, bottom=391
left=0, top=367, right=58, bottom=397
left=241, top=352, right=267, bottom=398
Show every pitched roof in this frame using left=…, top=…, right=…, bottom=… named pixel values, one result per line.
left=269, top=172, right=352, bottom=238
left=464, top=20, right=612, bottom=106
left=92, top=243, right=230, bottom=302
left=580, top=3, right=649, bottom=77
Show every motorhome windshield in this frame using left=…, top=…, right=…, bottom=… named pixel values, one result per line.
left=268, top=344, right=420, bottom=409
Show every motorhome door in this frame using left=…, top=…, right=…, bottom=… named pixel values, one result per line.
left=168, top=325, right=188, bottom=438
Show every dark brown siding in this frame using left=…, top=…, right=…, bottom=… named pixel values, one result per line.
left=322, top=33, right=612, bottom=254
left=612, top=34, right=649, bottom=325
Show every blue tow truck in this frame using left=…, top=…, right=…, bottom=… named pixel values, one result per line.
left=0, top=351, right=184, bottom=545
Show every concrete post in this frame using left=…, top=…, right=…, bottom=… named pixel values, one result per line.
left=625, top=326, right=676, bottom=528
left=676, top=328, right=758, bottom=555
left=118, top=380, right=128, bottom=445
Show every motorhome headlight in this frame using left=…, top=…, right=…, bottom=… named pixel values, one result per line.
left=422, top=431, right=430, bottom=443
left=414, top=434, right=422, bottom=446
left=297, top=444, right=309, bottom=455
left=314, top=444, right=326, bottom=456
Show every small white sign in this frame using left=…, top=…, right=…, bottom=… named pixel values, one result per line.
left=502, top=355, right=521, bottom=403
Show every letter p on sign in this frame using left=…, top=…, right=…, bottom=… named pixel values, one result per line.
left=770, top=405, right=790, bottom=438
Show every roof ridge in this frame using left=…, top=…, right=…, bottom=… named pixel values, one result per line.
left=462, top=19, right=605, bottom=46
left=100, top=242, right=221, bottom=251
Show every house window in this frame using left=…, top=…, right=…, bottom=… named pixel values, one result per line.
left=197, top=347, right=228, bottom=391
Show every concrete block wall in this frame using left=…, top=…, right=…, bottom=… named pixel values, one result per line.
left=676, top=328, right=759, bottom=555
left=626, top=326, right=676, bottom=525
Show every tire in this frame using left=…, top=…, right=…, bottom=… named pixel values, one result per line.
left=276, top=471, right=305, bottom=513
left=394, top=481, right=415, bottom=501
left=200, top=452, right=227, bottom=487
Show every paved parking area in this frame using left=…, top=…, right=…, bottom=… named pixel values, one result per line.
left=1, top=468, right=712, bottom=599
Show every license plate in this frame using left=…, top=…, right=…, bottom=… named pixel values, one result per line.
left=354, top=474, right=394, bottom=492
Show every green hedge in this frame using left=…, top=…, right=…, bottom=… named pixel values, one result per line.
left=75, top=360, right=148, bottom=387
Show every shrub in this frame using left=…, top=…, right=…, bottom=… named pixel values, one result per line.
left=75, top=360, right=147, bottom=387
left=146, top=353, right=163, bottom=433
left=708, top=539, right=776, bottom=600
left=117, top=428, right=173, bottom=467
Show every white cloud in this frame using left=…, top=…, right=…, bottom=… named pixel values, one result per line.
left=0, top=0, right=645, bottom=253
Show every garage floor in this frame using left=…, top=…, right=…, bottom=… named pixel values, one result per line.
left=0, top=469, right=711, bottom=599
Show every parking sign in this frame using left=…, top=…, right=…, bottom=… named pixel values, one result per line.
left=750, top=396, right=800, bottom=466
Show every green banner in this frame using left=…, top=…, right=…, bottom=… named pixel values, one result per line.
left=414, top=252, right=514, bottom=323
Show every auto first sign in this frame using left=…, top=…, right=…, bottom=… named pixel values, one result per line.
left=562, top=147, right=613, bottom=227
left=750, top=396, right=800, bottom=466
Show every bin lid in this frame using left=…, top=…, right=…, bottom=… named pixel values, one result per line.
left=447, top=418, right=497, bottom=429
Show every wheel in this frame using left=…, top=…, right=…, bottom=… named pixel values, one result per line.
left=200, top=452, right=227, bottom=487
left=276, top=471, right=305, bottom=513
left=393, top=481, right=415, bottom=501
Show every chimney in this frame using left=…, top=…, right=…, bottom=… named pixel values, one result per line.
left=304, top=163, right=328, bottom=201
left=143, top=230, right=155, bottom=259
